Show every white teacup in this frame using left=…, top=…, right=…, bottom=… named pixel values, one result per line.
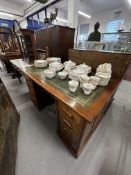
left=82, top=83, right=95, bottom=95
left=69, top=80, right=79, bottom=93
left=44, top=69, right=56, bottom=79
left=58, top=71, right=68, bottom=80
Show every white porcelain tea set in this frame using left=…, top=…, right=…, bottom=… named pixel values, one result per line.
left=68, top=64, right=91, bottom=81
left=34, top=58, right=112, bottom=95
left=58, top=71, right=68, bottom=80
left=69, top=80, right=79, bottom=93
left=47, top=57, right=61, bottom=64
left=34, top=60, right=48, bottom=68
left=49, top=62, right=64, bottom=72
left=43, top=69, right=56, bottom=79
left=95, top=63, right=112, bottom=86
left=64, top=60, right=76, bottom=72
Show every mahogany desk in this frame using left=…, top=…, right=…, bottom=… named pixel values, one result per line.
left=10, top=55, right=128, bottom=158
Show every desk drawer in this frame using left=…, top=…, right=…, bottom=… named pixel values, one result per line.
left=58, top=102, right=84, bottom=149
left=58, top=102, right=83, bottom=126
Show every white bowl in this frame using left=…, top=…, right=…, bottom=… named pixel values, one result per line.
left=69, top=80, right=79, bottom=93
left=58, top=71, right=68, bottom=80
left=44, top=69, right=56, bottom=79
left=34, top=60, right=48, bottom=68
left=82, top=83, right=95, bottom=95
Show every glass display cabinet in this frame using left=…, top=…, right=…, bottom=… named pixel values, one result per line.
left=75, top=32, right=131, bottom=53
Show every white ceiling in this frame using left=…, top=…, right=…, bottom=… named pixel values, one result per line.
left=0, top=0, right=128, bottom=18
left=0, top=0, right=32, bottom=9
left=0, top=0, right=34, bottom=16
left=81, top=0, right=126, bottom=13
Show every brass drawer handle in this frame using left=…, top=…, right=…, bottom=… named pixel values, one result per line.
left=63, top=119, right=71, bottom=128
left=62, top=108, right=73, bottom=119
left=63, top=127, right=72, bottom=136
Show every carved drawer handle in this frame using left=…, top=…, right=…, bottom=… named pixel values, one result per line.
left=62, top=108, right=73, bottom=119
left=63, top=127, right=72, bottom=136
left=63, top=119, right=71, bottom=128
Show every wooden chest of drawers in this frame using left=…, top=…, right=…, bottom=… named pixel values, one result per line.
left=58, top=101, right=84, bottom=154
left=57, top=97, right=114, bottom=158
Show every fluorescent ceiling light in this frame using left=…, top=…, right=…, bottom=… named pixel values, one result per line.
left=0, top=12, right=14, bottom=18
left=56, top=17, right=68, bottom=23
left=78, top=11, right=91, bottom=19
left=128, top=0, right=131, bottom=5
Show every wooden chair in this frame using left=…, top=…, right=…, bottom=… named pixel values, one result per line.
left=0, top=53, right=4, bottom=71
left=20, top=29, right=49, bottom=63
left=37, top=46, right=49, bottom=60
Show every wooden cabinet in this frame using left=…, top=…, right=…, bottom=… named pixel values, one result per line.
left=0, top=79, right=20, bottom=175
left=0, top=27, right=21, bottom=73
left=20, top=29, right=38, bottom=64
left=35, top=25, right=75, bottom=62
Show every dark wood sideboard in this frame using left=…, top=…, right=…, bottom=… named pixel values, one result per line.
left=0, top=27, right=22, bottom=73
left=10, top=50, right=130, bottom=158
left=35, top=25, right=75, bottom=62
left=0, top=79, right=20, bottom=175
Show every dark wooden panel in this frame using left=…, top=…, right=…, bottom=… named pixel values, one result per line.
left=35, top=25, right=75, bottom=62
left=0, top=79, right=20, bottom=175
left=20, top=29, right=38, bottom=64
left=123, top=62, right=131, bottom=82
left=69, top=49, right=131, bottom=79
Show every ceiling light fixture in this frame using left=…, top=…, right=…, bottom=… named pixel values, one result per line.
left=128, top=0, right=131, bottom=5
left=0, top=12, right=14, bottom=18
left=78, top=11, right=91, bottom=19
left=56, top=17, right=68, bottom=23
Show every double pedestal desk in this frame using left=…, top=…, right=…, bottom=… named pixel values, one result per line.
left=11, top=49, right=130, bottom=158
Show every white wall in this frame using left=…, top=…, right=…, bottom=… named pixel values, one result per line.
left=77, top=4, right=131, bottom=34
left=20, top=1, right=68, bottom=28
left=20, top=19, right=28, bottom=28
left=19, top=2, right=131, bottom=33
left=88, top=7, right=131, bottom=34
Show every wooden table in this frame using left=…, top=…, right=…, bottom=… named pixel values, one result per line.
left=10, top=52, right=129, bottom=158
